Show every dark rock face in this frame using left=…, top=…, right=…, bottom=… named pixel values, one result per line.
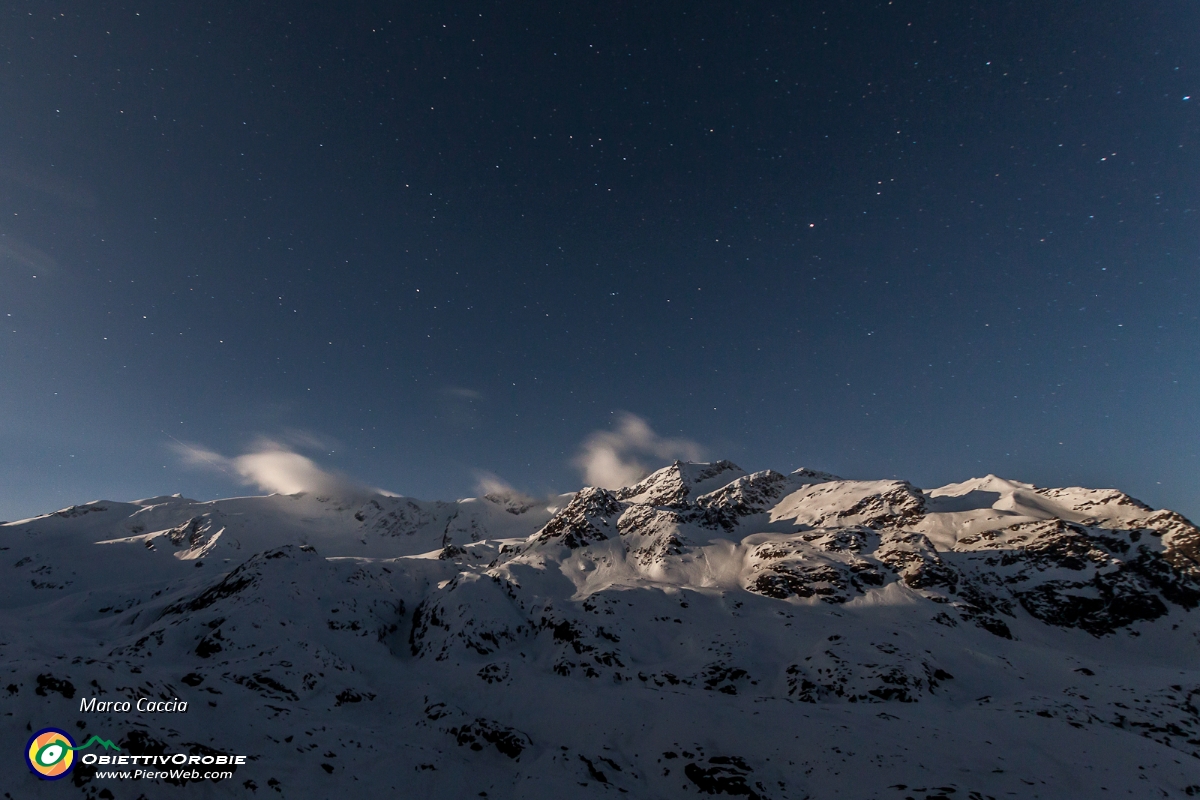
left=877, top=531, right=958, bottom=592
left=691, top=470, right=791, bottom=531
left=745, top=529, right=888, bottom=603
left=616, top=460, right=745, bottom=507
left=948, top=515, right=1200, bottom=636
left=534, top=488, right=624, bottom=548
left=833, top=482, right=928, bottom=529
left=424, top=703, right=532, bottom=760
left=35, top=673, right=75, bottom=698
left=785, top=640, right=953, bottom=704
left=683, top=755, right=764, bottom=799
left=54, top=503, right=110, bottom=518
left=168, top=516, right=209, bottom=545
left=953, top=583, right=1016, bottom=639
left=1152, top=510, right=1200, bottom=579
left=619, top=505, right=689, bottom=566
left=1013, top=576, right=1169, bottom=636
left=483, top=493, right=534, bottom=515
left=750, top=564, right=845, bottom=602
left=749, top=557, right=885, bottom=603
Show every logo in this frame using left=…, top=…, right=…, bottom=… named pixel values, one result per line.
left=26, top=728, right=121, bottom=780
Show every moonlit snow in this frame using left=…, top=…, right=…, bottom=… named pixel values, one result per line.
left=4, top=461, right=1200, bottom=797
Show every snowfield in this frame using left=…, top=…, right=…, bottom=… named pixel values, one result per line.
left=4, top=461, right=1200, bottom=798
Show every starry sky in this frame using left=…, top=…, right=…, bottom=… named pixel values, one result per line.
left=1, top=1, right=1197, bottom=522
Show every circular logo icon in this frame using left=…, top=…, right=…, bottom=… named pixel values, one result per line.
left=26, top=728, right=75, bottom=779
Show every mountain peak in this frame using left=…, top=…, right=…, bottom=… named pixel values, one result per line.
left=616, top=459, right=746, bottom=506
left=791, top=466, right=842, bottom=483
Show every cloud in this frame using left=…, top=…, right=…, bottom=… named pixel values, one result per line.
left=0, top=165, right=96, bottom=209
left=472, top=470, right=537, bottom=505
left=442, top=386, right=483, bottom=400
left=0, top=236, right=57, bottom=274
left=171, top=437, right=385, bottom=498
left=229, top=446, right=349, bottom=495
left=436, top=386, right=484, bottom=431
left=573, top=413, right=704, bottom=490
left=474, top=471, right=518, bottom=497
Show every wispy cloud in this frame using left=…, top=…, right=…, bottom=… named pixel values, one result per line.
left=436, top=386, right=484, bottom=431
left=0, top=165, right=96, bottom=209
left=474, top=470, right=517, bottom=497
left=171, top=436, right=387, bottom=497
left=573, top=413, right=704, bottom=489
left=442, top=386, right=483, bottom=400
left=472, top=470, right=536, bottom=505
left=0, top=236, right=57, bottom=275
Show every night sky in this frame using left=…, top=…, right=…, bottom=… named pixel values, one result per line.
left=2, top=1, right=1197, bottom=522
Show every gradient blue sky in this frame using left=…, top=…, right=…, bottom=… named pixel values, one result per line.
left=1, top=1, right=1197, bottom=522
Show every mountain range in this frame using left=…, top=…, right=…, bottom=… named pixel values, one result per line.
left=4, top=460, right=1200, bottom=798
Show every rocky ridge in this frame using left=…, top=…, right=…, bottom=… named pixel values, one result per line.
left=3, top=462, right=1200, bottom=798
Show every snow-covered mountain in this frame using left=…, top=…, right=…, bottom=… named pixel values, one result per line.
left=4, top=462, right=1200, bottom=798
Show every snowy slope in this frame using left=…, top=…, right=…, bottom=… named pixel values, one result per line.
left=3, top=463, right=1200, bottom=799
